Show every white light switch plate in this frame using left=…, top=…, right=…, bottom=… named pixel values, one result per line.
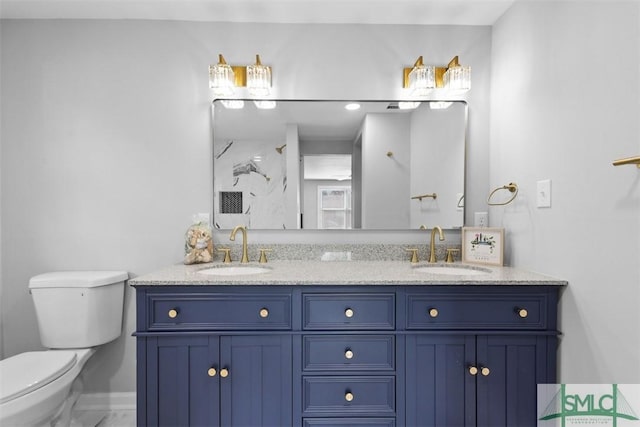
left=537, top=179, right=551, bottom=208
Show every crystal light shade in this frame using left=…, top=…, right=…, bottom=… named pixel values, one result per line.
left=408, top=64, right=436, bottom=96
left=209, top=55, right=235, bottom=96
left=444, top=65, right=471, bottom=93
left=246, top=55, right=271, bottom=97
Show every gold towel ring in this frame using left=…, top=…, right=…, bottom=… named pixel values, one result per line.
left=487, top=182, right=518, bottom=206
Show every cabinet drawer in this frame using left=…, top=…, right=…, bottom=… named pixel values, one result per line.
left=406, top=292, right=547, bottom=330
left=303, top=418, right=395, bottom=427
left=303, top=294, right=395, bottom=330
left=147, top=293, right=291, bottom=330
left=302, top=376, right=395, bottom=416
left=303, top=335, right=395, bottom=371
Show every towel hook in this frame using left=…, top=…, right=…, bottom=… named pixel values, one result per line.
left=411, top=193, right=437, bottom=201
left=487, top=182, right=518, bottom=206
left=612, top=156, right=640, bottom=168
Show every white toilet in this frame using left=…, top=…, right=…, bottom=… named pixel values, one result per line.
left=0, top=271, right=128, bottom=427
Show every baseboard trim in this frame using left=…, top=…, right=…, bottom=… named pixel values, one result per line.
left=75, top=392, right=136, bottom=411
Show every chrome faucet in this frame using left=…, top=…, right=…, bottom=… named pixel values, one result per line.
left=429, top=226, right=445, bottom=263
left=229, top=225, right=249, bottom=263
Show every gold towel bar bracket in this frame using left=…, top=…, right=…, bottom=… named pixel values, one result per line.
left=612, top=156, right=640, bottom=168
left=411, top=193, right=437, bottom=201
left=487, top=182, right=518, bottom=206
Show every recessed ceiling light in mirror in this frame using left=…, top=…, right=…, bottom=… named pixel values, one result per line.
left=345, top=103, right=361, bottom=111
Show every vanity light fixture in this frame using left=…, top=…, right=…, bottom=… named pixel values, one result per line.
left=209, top=54, right=272, bottom=97
left=403, top=55, right=471, bottom=96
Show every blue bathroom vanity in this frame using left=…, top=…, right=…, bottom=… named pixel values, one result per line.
left=131, top=261, right=566, bottom=427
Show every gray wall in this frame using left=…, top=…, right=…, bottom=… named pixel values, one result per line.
left=1, top=20, right=491, bottom=393
left=409, top=103, right=465, bottom=228
left=491, top=2, right=640, bottom=382
left=361, top=113, right=411, bottom=228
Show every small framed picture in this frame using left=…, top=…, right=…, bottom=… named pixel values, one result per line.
left=462, top=227, right=504, bottom=266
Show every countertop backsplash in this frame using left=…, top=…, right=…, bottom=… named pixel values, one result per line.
left=210, top=243, right=461, bottom=263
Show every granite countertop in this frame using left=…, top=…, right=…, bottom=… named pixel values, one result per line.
left=129, top=260, right=567, bottom=286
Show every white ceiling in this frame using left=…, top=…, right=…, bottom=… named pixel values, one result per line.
left=0, top=0, right=514, bottom=25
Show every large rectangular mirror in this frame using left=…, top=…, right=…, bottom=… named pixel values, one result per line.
left=212, top=100, right=466, bottom=230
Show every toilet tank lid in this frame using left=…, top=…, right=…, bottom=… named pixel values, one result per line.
left=29, top=271, right=129, bottom=289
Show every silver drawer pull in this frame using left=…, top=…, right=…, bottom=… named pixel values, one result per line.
left=428, top=308, right=439, bottom=318
left=345, top=308, right=354, bottom=318
left=344, top=349, right=354, bottom=359
left=259, top=308, right=269, bottom=318
left=345, top=392, right=354, bottom=402
left=517, top=308, right=528, bottom=318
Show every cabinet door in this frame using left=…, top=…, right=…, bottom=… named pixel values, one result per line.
left=145, top=335, right=220, bottom=427
left=220, top=335, right=292, bottom=427
left=476, top=335, right=548, bottom=427
left=405, top=335, right=476, bottom=427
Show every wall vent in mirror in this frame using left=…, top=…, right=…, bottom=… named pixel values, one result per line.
left=220, top=191, right=243, bottom=214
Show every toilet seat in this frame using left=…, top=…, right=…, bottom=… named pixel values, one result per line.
left=0, top=351, right=77, bottom=404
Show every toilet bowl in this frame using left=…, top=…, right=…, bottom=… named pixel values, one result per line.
left=0, top=271, right=127, bottom=427
left=0, top=349, right=95, bottom=426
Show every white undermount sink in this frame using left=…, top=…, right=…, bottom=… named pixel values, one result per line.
left=412, top=264, right=491, bottom=276
left=197, top=265, right=271, bottom=276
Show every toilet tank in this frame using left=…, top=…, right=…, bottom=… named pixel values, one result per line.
left=29, top=271, right=128, bottom=349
